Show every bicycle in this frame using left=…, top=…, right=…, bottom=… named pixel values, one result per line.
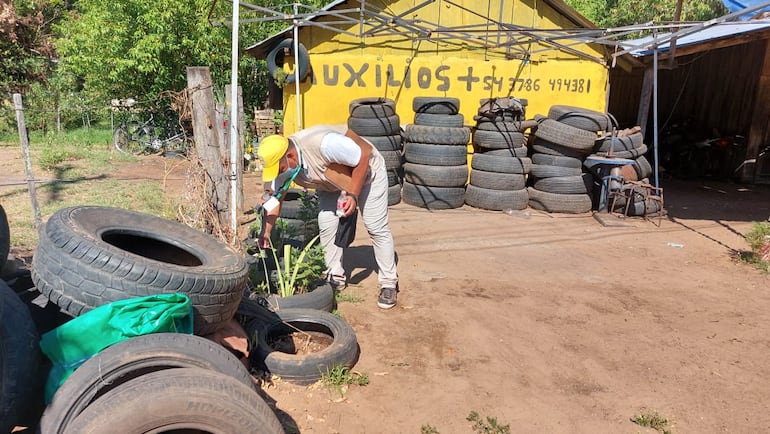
left=113, top=111, right=192, bottom=156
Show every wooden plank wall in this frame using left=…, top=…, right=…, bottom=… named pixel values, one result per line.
left=608, top=39, right=768, bottom=143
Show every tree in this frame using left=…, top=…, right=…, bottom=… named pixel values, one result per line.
left=565, top=0, right=728, bottom=28
left=0, top=0, right=62, bottom=94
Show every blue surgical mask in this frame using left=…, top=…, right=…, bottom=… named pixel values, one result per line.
left=271, top=155, right=302, bottom=199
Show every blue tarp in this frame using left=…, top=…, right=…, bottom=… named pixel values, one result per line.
left=722, top=0, right=770, bottom=19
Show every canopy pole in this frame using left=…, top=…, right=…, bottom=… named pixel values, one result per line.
left=653, top=29, right=660, bottom=189
left=229, top=0, right=240, bottom=240
left=293, top=2, right=302, bottom=130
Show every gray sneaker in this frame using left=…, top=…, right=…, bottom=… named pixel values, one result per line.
left=377, top=287, right=398, bottom=309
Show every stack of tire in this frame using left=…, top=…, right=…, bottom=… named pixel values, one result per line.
left=401, top=97, right=470, bottom=210
left=466, top=97, right=534, bottom=211
left=347, top=97, right=403, bottom=206
left=590, top=127, right=656, bottom=215
left=527, top=105, right=607, bottom=214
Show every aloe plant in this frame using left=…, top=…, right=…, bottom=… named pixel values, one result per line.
left=260, top=234, right=322, bottom=298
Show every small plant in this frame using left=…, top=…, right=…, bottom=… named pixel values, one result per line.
left=421, top=424, right=440, bottom=434
left=738, top=221, right=770, bottom=272
left=630, top=411, right=672, bottom=434
left=467, top=411, right=510, bottom=434
left=272, top=69, right=288, bottom=87
left=260, top=233, right=322, bottom=298
left=320, top=365, right=369, bottom=399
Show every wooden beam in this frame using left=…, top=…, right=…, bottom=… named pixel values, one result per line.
left=746, top=39, right=770, bottom=182
left=636, top=66, right=654, bottom=137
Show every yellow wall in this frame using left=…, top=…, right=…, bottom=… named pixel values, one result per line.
left=276, top=0, right=608, bottom=133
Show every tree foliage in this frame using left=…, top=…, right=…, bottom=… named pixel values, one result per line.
left=565, top=0, right=728, bottom=28
left=0, top=0, right=62, bottom=94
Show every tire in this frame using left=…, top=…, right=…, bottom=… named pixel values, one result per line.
left=633, top=155, right=653, bottom=179
left=248, top=308, right=360, bottom=385
left=530, top=164, right=583, bottom=178
left=594, top=132, right=644, bottom=152
left=31, top=206, right=248, bottom=335
left=475, top=120, right=529, bottom=132
left=347, top=114, right=401, bottom=136
left=363, top=134, right=402, bottom=152
left=527, top=187, right=592, bottom=214
left=547, top=105, right=610, bottom=132
left=404, top=142, right=468, bottom=166
left=113, top=122, right=145, bottom=155
left=403, top=163, right=468, bottom=187
left=387, top=169, right=401, bottom=186
left=531, top=153, right=583, bottom=169
left=66, top=368, right=284, bottom=434
left=39, top=333, right=255, bottom=434
left=265, top=281, right=335, bottom=312
left=533, top=173, right=594, bottom=194
left=388, top=183, right=402, bottom=205
left=469, top=170, right=526, bottom=190
left=266, top=38, right=310, bottom=85
left=413, top=113, right=465, bottom=127
left=595, top=144, right=648, bottom=159
left=471, top=154, right=531, bottom=174
left=473, top=130, right=526, bottom=149
left=534, top=119, right=598, bottom=151
left=403, top=124, right=470, bottom=145
left=402, top=182, right=465, bottom=209
left=530, top=138, right=588, bottom=159
left=413, top=97, right=460, bottom=114
left=477, top=97, right=526, bottom=118
left=0, top=280, right=42, bottom=434
left=464, top=185, right=528, bottom=211
left=279, top=198, right=302, bottom=219
left=380, top=150, right=403, bottom=170
left=482, top=147, right=528, bottom=157
left=349, top=97, right=396, bottom=118
left=0, top=204, right=8, bottom=270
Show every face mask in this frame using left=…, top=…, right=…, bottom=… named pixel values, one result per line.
left=271, top=156, right=301, bottom=199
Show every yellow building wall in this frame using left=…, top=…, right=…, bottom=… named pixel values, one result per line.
left=276, top=0, right=608, bottom=134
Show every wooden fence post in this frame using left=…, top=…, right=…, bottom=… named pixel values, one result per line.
left=186, top=67, right=230, bottom=232
left=13, top=93, right=42, bottom=230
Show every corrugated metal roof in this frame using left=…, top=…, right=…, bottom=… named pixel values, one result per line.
left=621, top=20, right=770, bottom=57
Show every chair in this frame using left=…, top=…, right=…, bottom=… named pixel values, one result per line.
left=610, top=180, right=664, bottom=225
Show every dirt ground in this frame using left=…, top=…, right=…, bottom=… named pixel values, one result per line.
left=3, top=150, right=770, bottom=433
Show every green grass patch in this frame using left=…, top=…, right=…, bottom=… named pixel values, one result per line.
left=320, top=365, right=368, bottom=399
left=631, top=411, right=672, bottom=434
left=335, top=291, right=364, bottom=304
left=1, top=127, right=175, bottom=252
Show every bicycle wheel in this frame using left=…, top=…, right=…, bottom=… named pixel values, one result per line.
left=113, top=122, right=145, bottom=155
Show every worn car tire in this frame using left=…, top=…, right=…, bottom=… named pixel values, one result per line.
left=0, top=280, right=42, bottom=434
left=380, top=150, right=404, bottom=170
left=527, top=187, right=592, bottom=214
left=403, top=162, right=467, bottom=187
left=547, top=105, right=610, bottom=132
left=31, top=206, right=248, bottom=335
left=464, top=185, right=528, bottom=211
left=471, top=154, right=531, bottom=174
left=388, top=183, right=402, bottom=205
left=595, top=132, right=644, bottom=153
left=404, top=124, right=470, bottom=145
left=39, top=333, right=255, bottom=434
left=633, top=155, right=653, bottom=179
left=266, top=39, right=310, bottom=85
left=349, top=97, right=396, bottom=119
left=348, top=114, right=401, bottom=136
left=531, top=153, right=583, bottom=169
left=363, top=134, right=403, bottom=152
left=66, top=368, right=283, bottom=434
left=530, top=138, right=588, bottom=159
left=404, top=142, right=468, bottom=166
left=413, top=97, right=460, bottom=114
left=533, top=174, right=594, bottom=194
left=473, top=130, right=526, bottom=150
left=470, top=170, right=526, bottom=190
left=482, top=147, right=529, bottom=158
left=249, top=308, right=360, bottom=385
left=264, top=281, right=335, bottom=312
left=414, top=112, right=465, bottom=127
left=534, top=118, right=598, bottom=151
left=402, top=182, right=465, bottom=209
left=530, top=164, right=583, bottom=178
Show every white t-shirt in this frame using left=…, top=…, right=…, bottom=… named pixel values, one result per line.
left=320, top=132, right=361, bottom=167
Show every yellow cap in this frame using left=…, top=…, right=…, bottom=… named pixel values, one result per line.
left=257, top=135, right=289, bottom=182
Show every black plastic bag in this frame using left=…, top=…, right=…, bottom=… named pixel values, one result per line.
left=335, top=210, right=358, bottom=248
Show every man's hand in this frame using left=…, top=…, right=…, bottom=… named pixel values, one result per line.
left=341, top=193, right=357, bottom=217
